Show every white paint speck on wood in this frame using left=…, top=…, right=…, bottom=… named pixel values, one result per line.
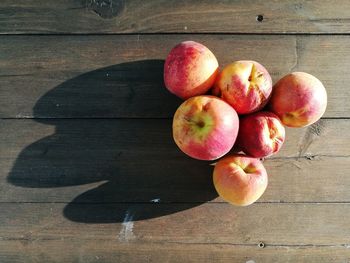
left=117, top=210, right=135, bottom=242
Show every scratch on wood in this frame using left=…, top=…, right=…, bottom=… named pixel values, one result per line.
left=290, top=36, right=301, bottom=72
left=86, top=0, right=125, bottom=19
left=309, top=18, right=350, bottom=23
left=127, top=87, right=136, bottom=104
left=292, top=161, right=302, bottom=169
left=0, top=73, right=35, bottom=78
left=15, top=113, right=32, bottom=118
left=135, top=34, right=145, bottom=53
left=298, top=120, right=326, bottom=158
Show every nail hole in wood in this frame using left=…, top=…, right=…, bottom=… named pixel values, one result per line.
left=258, top=242, right=265, bottom=248
left=256, top=15, right=264, bottom=22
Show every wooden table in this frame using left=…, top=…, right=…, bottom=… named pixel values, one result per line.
left=1, top=1, right=350, bottom=262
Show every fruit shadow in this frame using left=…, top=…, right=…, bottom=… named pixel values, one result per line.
left=7, top=59, right=218, bottom=223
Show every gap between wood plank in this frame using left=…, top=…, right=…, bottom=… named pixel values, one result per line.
left=0, top=117, right=349, bottom=120
left=1, top=32, right=350, bottom=36
left=0, top=237, right=349, bottom=249
left=1, top=201, right=350, bottom=204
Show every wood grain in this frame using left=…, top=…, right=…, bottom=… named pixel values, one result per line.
left=1, top=0, right=350, bottom=34
left=1, top=35, right=349, bottom=118
left=1, top=240, right=349, bottom=263
left=0, top=118, right=349, bottom=204
left=1, top=1, right=349, bottom=262
left=1, top=203, right=350, bottom=246
left=2, top=157, right=350, bottom=204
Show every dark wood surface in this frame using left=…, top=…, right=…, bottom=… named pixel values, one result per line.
left=1, top=35, right=350, bottom=118
left=1, top=1, right=350, bottom=262
left=2, top=240, right=349, bottom=263
left=1, top=0, right=350, bottom=34
left=1, top=119, right=349, bottom=203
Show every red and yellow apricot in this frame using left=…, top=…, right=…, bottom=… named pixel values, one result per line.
left=236, top=111, right=285, bottom=158
left=173, top=96, right=239, bottom=160
left=164, top=41, right=219, bottom=99
left=213, top=60, right=272, bottom=114
left=213, top=154, right=268, bottom=206
left=269, top=72, right=327, bottom=127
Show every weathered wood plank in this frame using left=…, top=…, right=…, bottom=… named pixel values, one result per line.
left=0, top=119, right=349, bottom=203
left=1, top=203, right=350, bottom=246
left=0, top=118, right=346, bottom=162
left=2, top=157, right=350, bottom=204
left=1, top=240, right=349, bottom=263
left=1, top=35, right=349, bottom=118
left=1, top=0, right=350, bottom=34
